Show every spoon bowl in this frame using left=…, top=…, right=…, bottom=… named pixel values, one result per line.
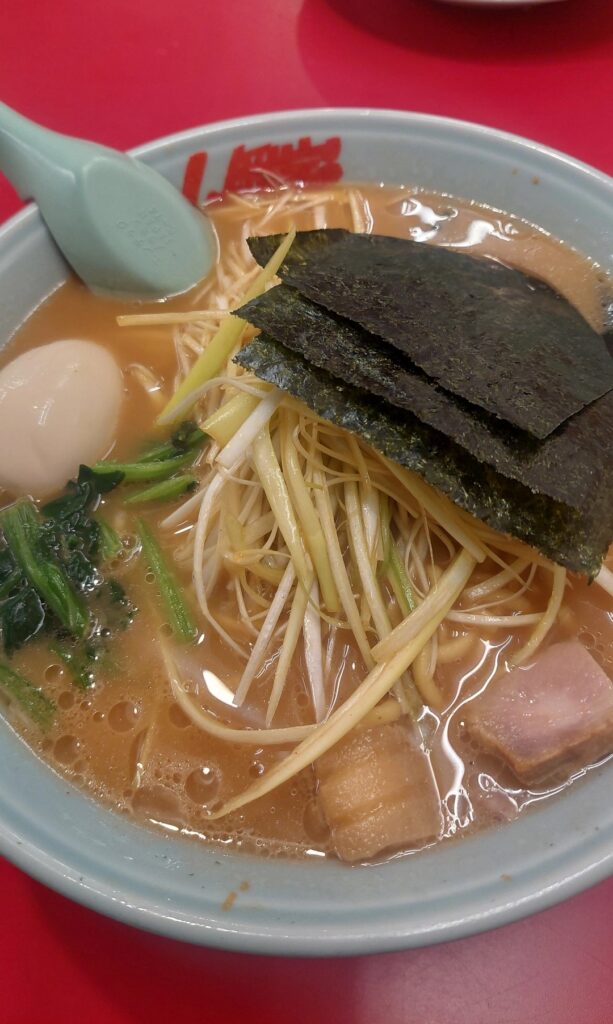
left=0, top=103, right=215, bottom=299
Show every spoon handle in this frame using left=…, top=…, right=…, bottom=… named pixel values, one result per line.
left=0, top=101, right=105, bottom=200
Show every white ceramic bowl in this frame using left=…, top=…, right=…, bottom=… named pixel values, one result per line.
left=1, top=109, right=612, bottom=955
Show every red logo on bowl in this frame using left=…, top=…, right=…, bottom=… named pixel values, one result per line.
left=181, top=136, right=343, bottom=205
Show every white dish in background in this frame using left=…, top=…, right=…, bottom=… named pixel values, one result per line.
left=436, top=0, right=565, bottom=6
left=0, top=108, right=611, bottom=955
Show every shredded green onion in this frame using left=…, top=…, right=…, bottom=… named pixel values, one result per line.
left=157, top=228, right=296, bottom=425
left=380, top=495, right=415, bottom=616
left=251, top=421, right=309, bottom=587
left=281, top=412, right=339, bottom=614
left=203, top=393, right=260, bottom=447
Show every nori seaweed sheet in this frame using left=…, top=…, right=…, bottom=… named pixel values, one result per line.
left=248, top=231, right=613, bottom=439
left=235, top=285, right=613, bottom=519
left=235, top=334, right=612, bottom=576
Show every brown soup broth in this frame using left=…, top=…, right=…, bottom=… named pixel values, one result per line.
left=1, top=184, right=612, bottom=862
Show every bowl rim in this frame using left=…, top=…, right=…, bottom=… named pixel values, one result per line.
left=1, top=107, right=612, bottom=957
left=125, top=105, right=613, bottom=187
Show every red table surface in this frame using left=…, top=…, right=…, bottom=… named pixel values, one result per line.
left=1, top=2, right=612, bottom=1021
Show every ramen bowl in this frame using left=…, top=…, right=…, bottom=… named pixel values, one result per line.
left=0, top=108, right=612, bottom=955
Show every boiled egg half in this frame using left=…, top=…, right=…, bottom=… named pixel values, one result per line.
left=0, top=339, right=123, bottom=498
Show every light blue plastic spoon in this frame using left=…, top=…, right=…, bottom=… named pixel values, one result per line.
left=0, top=102, right=215, bottom=299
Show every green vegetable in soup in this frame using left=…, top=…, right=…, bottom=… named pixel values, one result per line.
left=0, top=464, right=133, bottom=671
left=0, top=661, right=55, bottom=728
left=137, top=421, right=207, bottom=463
left=51, top=641, right=98, bottom=690
left=42, top=466, right=123, bottom=591
left=0, top=499, right=89, bottom=639
left=98, top=520, right=123, bottom=562
left=124, top=474, right=197, bottom=505
left=91, top=451, right=196, bottom=483
left=0, top=580, right=45, bottom=654
left=137, top=519, right=197, bottom=643
left=92, top=420, right=207, bottom=485
left=0, top=420, right=204, bottom=670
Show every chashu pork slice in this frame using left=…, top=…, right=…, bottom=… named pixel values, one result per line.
left=465, top=640, right=613, bottom=786
left=316, top=719, right=443, bottom=863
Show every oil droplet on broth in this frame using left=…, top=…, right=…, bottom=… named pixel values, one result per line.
left=131, top=784, right=184, bottom=826
left=44, top=663, right=63, bottom=684
left=108, top=700, right=140, bottom=732
left=168, top=703, right=191, bottom=729
left=54, top=735, right=81, bottom=765
left=185, top=765, right=220, bottom=804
